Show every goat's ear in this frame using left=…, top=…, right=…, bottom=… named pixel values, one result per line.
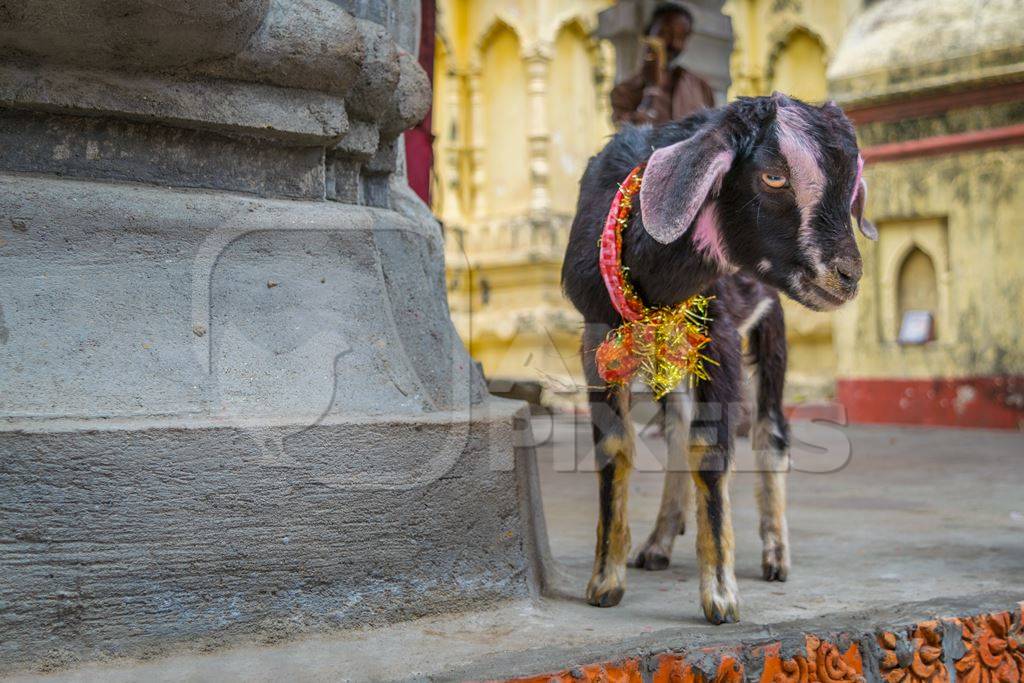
left=639, top=130, right=735, bottom=245
left=851, top=178, right=878, bottom=240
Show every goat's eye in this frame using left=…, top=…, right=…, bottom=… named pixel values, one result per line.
left=761, top=173, right=789, bottom=189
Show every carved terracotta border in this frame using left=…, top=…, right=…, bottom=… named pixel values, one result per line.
left=498, top=602, right=1024, bottom=683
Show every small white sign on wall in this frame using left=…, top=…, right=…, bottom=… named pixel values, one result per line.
left=898, top=310, right=934, bottom=345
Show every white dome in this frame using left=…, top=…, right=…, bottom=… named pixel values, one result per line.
left=828, top=0, right=1024, bottom=104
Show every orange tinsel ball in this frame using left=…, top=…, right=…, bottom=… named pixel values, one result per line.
left=595, top=329, right=640, bottom=384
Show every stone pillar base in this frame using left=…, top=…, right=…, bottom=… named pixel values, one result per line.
left=0, top=173, right=551, bottom=670
left=1, top=399, right=548, bottom=669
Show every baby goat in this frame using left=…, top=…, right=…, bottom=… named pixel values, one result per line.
left=561, top=93, right=875, bottom=624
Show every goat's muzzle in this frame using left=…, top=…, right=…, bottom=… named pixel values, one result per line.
left=797, top=255, right=862, bottom=310
left=831, top=256, right=863, bottom=294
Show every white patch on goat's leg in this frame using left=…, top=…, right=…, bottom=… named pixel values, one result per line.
left=736, top=297, right=774, bottom=338
left=586, top=386, right=634, bottom=608
left=691, top=441, right=739, bottom=624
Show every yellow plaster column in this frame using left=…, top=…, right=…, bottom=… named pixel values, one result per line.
left=468, top=66, right=487, bottom=220
left=526, top=50, right=553, bottom=216
left=442, top=68, right=466, bottom=224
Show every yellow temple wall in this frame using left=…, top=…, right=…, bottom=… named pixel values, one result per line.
left=834, top=147, right=1024, bottom=380
left=433, top=0, right=615, bottom=404
left=435, top=0, right=1024, bottom=423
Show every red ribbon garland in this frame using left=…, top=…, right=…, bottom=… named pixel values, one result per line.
left=598, top=165, right=646, bottom=322
left=593, top=164, right=714, bottom=398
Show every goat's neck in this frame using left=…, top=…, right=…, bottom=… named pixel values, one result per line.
left=622, top=231, right=723, bottom=308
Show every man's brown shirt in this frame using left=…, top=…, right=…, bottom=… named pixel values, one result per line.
left=611, top=66, right=715, bottom=125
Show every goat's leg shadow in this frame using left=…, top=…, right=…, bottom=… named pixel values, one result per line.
left=632, top=390, right=694, bottom=571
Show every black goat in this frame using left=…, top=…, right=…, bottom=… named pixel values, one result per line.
left=561, top=93, right=875, bottom=624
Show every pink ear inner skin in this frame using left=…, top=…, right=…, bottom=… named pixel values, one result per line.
left=705, top=149, right=733, bottom=197
left=851, top=154, right=864, bottom=209
left=639, top=137, right=734, bottom=245
left=692, top=202, right=728, bottom=267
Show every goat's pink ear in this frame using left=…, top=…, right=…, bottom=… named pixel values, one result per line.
left=851, top=178, right=878, bottom=240
left=639, top=132, right=735, bottom=245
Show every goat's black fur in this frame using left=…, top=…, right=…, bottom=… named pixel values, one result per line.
left=562, top=115, right=719, bottom=324
left=562, top=94, right=869, bottom=624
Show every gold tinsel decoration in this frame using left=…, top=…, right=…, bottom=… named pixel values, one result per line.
left=595, top=164, right=716, bottom=399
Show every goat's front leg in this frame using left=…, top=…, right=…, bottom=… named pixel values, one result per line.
left=633, top=391, right=693, bottom=571
left=690, top=314, right=742, bottom=624
left=586, top=384, right=634, bottom=607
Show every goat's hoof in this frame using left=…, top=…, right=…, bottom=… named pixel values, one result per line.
left=704, top=610, right=737, bottom=626
left=702, top=598, right=740, bottom=625
left=586, top=572, right=625, bottom=607
left=631, top=541, right=671, bottom=571
left=701, top=575, right=740, bottom=625
left=762, top=560, right=788, bottom=582
left=705, top=602, right=740, bottom=625
left=762, top=543, right=790, bottom=582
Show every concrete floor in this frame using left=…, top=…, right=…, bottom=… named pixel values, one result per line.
left=6, top=418, right=1023, bottom=682
left=537, top=413, right=1024, bottom=622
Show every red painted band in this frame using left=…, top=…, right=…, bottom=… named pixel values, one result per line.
left=845, top=80, right=1024, bottom=125
left=836, top=376, right=1024, bottom=430
left=860, top=123, right=1024, bottom=162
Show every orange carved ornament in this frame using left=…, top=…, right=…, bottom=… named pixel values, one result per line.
left=878, top=623, right=948, bottom=683
left=761, top=636, right=864, bottom=683
left=652, top=654, right=744, bottom=683
left=954, top=610, right=1024, bottom=683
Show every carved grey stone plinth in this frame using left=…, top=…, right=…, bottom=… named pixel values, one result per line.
left=0, top=1, right=549, bottom=671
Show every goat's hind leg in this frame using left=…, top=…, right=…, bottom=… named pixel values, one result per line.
left=632, top=391, right=694, bottom=571
left=583, top=326, right=635, bottom=607
left=748, top=298, right=791, bottom=582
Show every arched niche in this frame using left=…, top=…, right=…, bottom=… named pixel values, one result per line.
left=478, top=22, right=529, bottom=218
left=768, top=28, right=829, bottom=103
left=897, top=246, right=940, bottom=341
left=876, top=218, right=951, bottom=346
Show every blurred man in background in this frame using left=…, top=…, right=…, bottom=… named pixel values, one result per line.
left=610, top=1, right=714, bottom=125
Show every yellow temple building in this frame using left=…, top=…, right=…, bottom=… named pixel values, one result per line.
left=434, top=0, right=1024, bottom=428
left=433, top=0, right=857, bottom=405
left=433, top=0, right=616, bottom=406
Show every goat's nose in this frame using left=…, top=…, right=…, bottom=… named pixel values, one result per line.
left=833, top=257, right=863, bottom=290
